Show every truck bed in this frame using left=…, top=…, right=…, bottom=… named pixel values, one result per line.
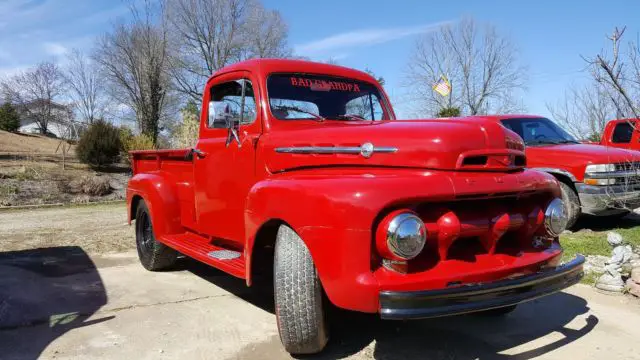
left=130, top=149, right=193, bottom=176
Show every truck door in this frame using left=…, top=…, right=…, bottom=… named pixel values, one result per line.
left=193, top=71, right=261, bottom=242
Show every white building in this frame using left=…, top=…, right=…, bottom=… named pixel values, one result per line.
left=17, top=100, right=81, bottom=139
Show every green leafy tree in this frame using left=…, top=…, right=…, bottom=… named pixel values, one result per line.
left=76, top=120, right=122, bottom=167
left=436, top=107, right=461, bottom=118
left=0, top=102, right=20, bottom=132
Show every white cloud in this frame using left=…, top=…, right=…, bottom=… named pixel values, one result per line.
left=294, top=21, right=450, bottom=55
left=43, top=42, right=68, bottom=56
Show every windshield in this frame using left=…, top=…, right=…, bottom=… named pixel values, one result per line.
left=267, top=73, right=390, bottom=121
left=500, top=117, right=579, bottom=145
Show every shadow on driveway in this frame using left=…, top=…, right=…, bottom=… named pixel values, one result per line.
left=181, top=257, right=597, bottom=359
left=0, top=246, right=113, bottom=360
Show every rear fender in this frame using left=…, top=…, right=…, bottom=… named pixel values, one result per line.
left=127, top=173, right=183, bottom=238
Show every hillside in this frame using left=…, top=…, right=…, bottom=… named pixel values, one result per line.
left=0, top=130, right=76, bottom=155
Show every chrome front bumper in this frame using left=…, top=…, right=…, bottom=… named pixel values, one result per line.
left=379, top=255, right=585, bottom=320
left=576, top=183, right=640, bottom=215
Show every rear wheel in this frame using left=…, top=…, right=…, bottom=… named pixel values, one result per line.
left=273, top=225, right=329, bottom=355
left=135, top=201, right=177, bottom=271
left=559, top=181, right=581, bottom=229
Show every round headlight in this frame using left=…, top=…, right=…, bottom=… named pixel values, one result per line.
left=544, top=198, right=568, bottom=236
left=386, top=213, right=427, bottom=259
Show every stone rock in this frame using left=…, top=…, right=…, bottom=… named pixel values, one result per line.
left=595, top=273, right=625, bottom=292
left=584, top=255, right=608, bottom=274
left=632, top=267, right=640, bottom=284
left=607, top=231, right=623, bottom=246
left=626, top=278, right=640, bottom=297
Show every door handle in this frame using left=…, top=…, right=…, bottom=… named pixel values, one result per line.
left=185, top=148, right=207, bottom=160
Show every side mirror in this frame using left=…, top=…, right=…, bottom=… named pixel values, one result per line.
left=209, top=101, right=232, bottom=129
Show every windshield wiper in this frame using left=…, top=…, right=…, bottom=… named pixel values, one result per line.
left=555, top=139, right=580, bottom=144
left=333, top=114, right=367, bottom=121
left=273, top=105, right=324, bottom=121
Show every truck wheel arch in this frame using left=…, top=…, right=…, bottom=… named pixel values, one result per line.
left=128, top=174, right=183, bottom=237
left=246, top=218, right=288, bottom=286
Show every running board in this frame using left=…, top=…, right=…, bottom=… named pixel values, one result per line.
left=159, top=233, right=246, bottom=279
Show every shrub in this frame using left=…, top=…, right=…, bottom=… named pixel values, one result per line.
left=0, top=102, right=20, bottom=132
left=173, top=102, right=200, bottom=148
left=436, top=106, right=461, bottom=118
left=76, top=120, right=122, bottom=166
left=120, top=127, right=155, bottom=163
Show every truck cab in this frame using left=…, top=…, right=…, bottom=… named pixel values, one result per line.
left=126, top=59, right=583, bottom=355
left=600, top=118, right=640, bottom=150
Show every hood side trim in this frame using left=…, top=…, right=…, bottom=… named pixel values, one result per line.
left=275, top=145, right=398, bottom=158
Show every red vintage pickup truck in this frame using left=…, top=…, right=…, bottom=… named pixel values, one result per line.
left=126, top=59, right=583, bottom=354
left=463, top=115, right=640, bottom=228
left=600, top=118, right=640, bottom=150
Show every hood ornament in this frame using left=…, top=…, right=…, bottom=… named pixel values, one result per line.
left=360, top=142, right=375, bottom=158
left=275, top=143, right=397, bottom=158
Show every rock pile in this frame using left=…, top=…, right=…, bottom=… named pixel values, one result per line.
left=594, top=231, right=640, bottom=296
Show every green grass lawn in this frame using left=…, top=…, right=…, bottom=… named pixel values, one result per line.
left=559, top=214, right=640, bottom=284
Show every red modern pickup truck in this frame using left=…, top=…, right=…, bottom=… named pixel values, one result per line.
left=126, top=59, right=583, bottom=354
left=463, top=115, right=640, bottom=228
left=600, top=118, right=640, bottom=150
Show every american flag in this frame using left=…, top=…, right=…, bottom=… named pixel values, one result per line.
left=432, top=76, right=451, bottom=97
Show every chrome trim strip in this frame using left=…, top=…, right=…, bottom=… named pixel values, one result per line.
left=275, top=145, right=398, bottom=156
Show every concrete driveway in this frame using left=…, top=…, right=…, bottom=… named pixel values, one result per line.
left=1, top=249, right=640, bottom=360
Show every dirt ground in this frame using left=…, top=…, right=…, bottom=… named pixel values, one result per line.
left=1, top=203, right=640, bottom=359
left=0, top=203, right=132, bottom=254
left=0, top=160, right=129, bottom=207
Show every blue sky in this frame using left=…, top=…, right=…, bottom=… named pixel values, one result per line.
left=1, top=0, right=639, bottom=118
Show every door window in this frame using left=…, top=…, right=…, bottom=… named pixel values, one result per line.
left=612, top=122, right=633, bottom=143
left=208, top=79, right=256, bottom=128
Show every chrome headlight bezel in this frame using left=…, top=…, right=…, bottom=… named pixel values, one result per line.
left=386, top=213, right=427, bottom=260
left=585, top=163, right=616, bottom=174
left=544, top=198, right=568, bottom=236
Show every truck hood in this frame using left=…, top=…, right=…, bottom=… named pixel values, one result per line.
left=526, top=143, right=640, bottom=166
left=262, top=120, right=524, bottom=173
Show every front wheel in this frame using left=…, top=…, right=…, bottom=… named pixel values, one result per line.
left=273, top=225, right=329, bottom=355
left=559, top=182, right=581, bottom=229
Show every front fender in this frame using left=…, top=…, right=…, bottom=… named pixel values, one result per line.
left=127, top=173, right=183, bottom=238
left=243, top=168, right=560, bottom=312
left=243, top=170, right=458, bottom=311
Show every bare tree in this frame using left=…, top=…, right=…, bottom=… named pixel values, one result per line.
left=166, top=0, right=290, bottom=102
left=1, top=62, right=68, bottom=134
left=405, top=18, right=526, bottom=116
left=546, top=82, right=616, bottom=141
left=64, top=49, right=106, bottom=124
left=584, top=27, right=640, bottom=120
left=94, top=0, right=172, bottom=143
